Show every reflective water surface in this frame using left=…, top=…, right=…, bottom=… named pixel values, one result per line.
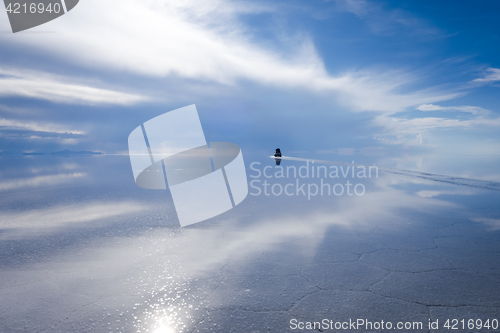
left=0, top=153, right=499, bottom=332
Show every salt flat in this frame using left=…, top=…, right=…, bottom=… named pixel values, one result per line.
left=0, top=155, right=499, bottom=333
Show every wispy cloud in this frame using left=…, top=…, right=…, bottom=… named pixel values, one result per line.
left=0, top=104, right=39, bottom=115
left=416, top=104, right=491, bottom=116
left=375, top=112, right=500, bottom=136
left=0, top=67, right=147, bottom=105
left=314, top=71, right=459, bottom=113
left=471, top=68, right=500, bottom=84
left=416, top=189, right=476, bottom=198
left=0, top=0, right=457, bottom=113
left=333, top=0, right=441, bottom=36
left=373, top=103, right=500, bottom=146
left=0, top=132, right=81, bottom=144
left=0, top=118, right=85, bottom=134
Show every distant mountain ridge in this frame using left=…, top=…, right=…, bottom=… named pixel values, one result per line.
left=0, top=150, right=103, bottom=156
left=26, top=150, right=103, bottom=155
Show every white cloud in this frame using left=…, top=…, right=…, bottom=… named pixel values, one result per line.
left=375, top=116, right=466, bottom=136
left=416, top=104, right=491, bottom=116
left=0, top=118, right=85, bottom=134
left=27, top=136, right=80, bottom=144
left=471, top=68, right=500, bottom=84
left=374, top=114, right=500, bottom=144
left=0, top=0, right=458, bottom=112
left=416, top=189, right=475, bottom=198
left=0, top=67, right=147, bottom=105
left=372, top=103, right=500, bottom=146
left=315, top=71, right=459, bottom=112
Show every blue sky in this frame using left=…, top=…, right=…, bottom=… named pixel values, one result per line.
left=0, top=0, right=499, bottom=158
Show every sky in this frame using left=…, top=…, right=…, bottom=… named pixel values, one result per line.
left=0, top=0, right=499, bottom=158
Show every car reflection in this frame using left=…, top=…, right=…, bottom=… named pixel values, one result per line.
left=274, top=147, right=282, bottom=165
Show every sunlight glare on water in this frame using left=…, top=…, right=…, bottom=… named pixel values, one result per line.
left=153, top=325, right=175, bottom=333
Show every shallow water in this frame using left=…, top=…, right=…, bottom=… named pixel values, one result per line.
left=0, top=153, right=499, bottom=332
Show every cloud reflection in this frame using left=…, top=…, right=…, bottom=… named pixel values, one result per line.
left=0, top=201, right=149, bottom=231
left=131, top=174, right=456, bottom=331
left=471, top=217, right=500, bottom=231
left=0, top=172, right=86, bottom=191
